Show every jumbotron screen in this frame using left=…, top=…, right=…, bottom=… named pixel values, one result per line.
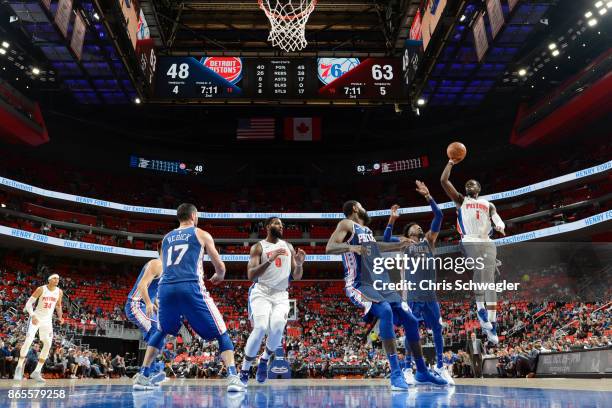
left=152, top=57, right=407, bottom=102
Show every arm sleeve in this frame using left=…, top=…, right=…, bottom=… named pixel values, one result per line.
left=429, top=198, right=443, bottom=233
left=24, top=296, right=36, bottom=316
left=491, top=213, right=505, bottom=230
left=383, top=225, right=400, bottom=242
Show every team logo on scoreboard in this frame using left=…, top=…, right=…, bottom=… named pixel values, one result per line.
left=317, top=58, right=360, bottom=85
left=200, top=57, right=243, bottom=84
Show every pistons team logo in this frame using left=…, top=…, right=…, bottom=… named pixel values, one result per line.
left=201, top=57, right=243, bottom=84
left=317, top=58, right=360, bottom=85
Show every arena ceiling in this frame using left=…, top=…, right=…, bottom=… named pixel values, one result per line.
left=142, top=0, right=424, bottom=56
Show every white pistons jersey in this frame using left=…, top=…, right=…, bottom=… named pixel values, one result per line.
left=257, top=239, right=292, bottom=291
left=34, top=285, right=60, bottom=323
left=457, top=196, right=493, bottom=241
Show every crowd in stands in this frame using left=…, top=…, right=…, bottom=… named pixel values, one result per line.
left=0, top=172, right=609, bottom=254
left=1, top=251, right=610, bottom=380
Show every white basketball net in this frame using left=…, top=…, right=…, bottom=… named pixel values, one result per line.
left=258, top=0, right=317, bottom=52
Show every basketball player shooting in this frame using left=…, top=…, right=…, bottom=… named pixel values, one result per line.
left=440, top=144, right=505, bottom=344
left=14, top=274, right=64, bottom=382
left=125, top=249, right=167, bottom=390
left=239, top=217, right=305, bottom=387
left=326, top=201, right=447, bottom=390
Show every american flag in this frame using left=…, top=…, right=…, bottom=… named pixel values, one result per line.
left=236, top=118, right=276, bottom=140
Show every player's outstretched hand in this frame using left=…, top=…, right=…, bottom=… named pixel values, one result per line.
left=399, top=236, right=417, bottom=245
left=295, top=248, right=306, bottom=266
left=415, top=180, right=430, bottom=197
left=389, top=204, right=400, bottom=223
left=209, top=272, right=224, bottom=285
left=58, top=317, right=65, bottom=325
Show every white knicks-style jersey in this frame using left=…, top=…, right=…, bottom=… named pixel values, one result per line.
left=257, top=239, right=292, bottom=291
left=457, top=196, right=493, bottom=241
left=34, top=285, right=60, bottom=322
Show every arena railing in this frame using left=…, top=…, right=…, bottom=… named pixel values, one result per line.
left=0, top=209, right=609, bottom=260
left=0, top=160, right=610, bottom=220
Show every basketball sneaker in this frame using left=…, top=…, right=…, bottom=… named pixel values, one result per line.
left=132, top=373, right=156, bottom=391
left=477, top=308, right=493, bottom=331
left=30, top=371, right=46, bottom=383
left=150, top=371, right=166, bottom=386
left=239, top=370, right=249, bottom=387
left=485, top=323, right=499, bottom=345
left=415, top=369, right=448, bottom=386
left=433, top=365, right=455, bottom=385
left=256, top=358, right=268, bottom=383
left=402, top=367, right=415, bottom=385
left=390, top=371, right=410, bottom=391
left=227, top=374, right=247, bottom=392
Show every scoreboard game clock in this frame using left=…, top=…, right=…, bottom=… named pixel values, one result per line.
left=152, top=57, right=408, bottom=103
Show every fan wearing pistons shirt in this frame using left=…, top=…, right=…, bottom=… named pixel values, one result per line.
left=326, top=200, right=447, bottom=391
left=441, top=159, right=506, bottom=344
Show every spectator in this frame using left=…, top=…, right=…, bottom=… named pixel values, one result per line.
left=465, top=332, right=486, bottom=378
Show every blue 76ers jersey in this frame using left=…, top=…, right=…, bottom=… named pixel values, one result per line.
left=127, top=260, right=160, bottom=302
left=160, top=226, right=204, bottom=285
left=342, top=221, right=376, bottom=288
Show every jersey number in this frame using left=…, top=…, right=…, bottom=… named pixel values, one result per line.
left=44, top=302, right=52, bottom=309
left=476, top=210, right=480, bottom=220
left=166, top=244, right=189, bottom=266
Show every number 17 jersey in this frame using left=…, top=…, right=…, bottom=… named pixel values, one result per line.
left=160, top=226, right=205, bottom=285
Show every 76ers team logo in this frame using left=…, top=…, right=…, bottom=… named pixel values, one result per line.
left=317, top=58, right=360, bottom=85
left=200, top=57, right=243, bottom=84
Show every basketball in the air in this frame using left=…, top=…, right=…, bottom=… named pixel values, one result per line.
left=447, top=142, right=467, bottom=163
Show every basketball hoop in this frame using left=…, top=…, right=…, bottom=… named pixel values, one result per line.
left=258, top=0, right=317, bottom=52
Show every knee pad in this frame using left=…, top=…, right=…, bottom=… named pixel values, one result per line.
left=147, top=329, right=166, bottom=351
left=250, top=315, right=269, bottom=339
left=268, top=315, right=286, bottom=334
left=217, top=331, right=234, bottom=353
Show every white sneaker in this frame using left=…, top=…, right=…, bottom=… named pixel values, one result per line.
left=13, top=366, right=24, bottom=381
left=70, top=374, right=77, bottom=379
left=227, top=374, right=247, bottom=392
left=477, top=309, right=493, bottom=331
left=402, top=368, right=415, bottom=385
left=485, top=329, right=499, bottom=345
left=30, top=371, right=46, bottom=383
left=434, top=365, right=455, bottom=386
left=132, top=373, right=156, bottom=391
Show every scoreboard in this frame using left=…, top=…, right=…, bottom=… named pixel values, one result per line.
left=130, top=155, right=204, bottom=176
left=152, top=57, right=407, bottom=102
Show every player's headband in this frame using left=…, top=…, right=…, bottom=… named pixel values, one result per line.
left=48, top=274, right=60, bottom=281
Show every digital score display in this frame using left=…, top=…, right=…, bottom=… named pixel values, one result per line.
left=153, top=57, right=407, bottom=102
left=356, top=156, right=429, bottom=176
left=130, top=156, right=204, bottom=176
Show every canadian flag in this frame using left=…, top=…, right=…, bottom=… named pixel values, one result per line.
left=283, top=117, right=322, bottom=141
